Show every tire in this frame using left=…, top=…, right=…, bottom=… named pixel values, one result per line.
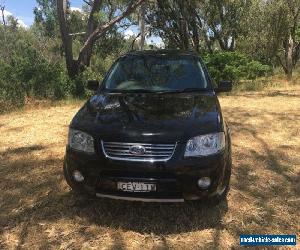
left=208, top=124, right=232, bottom=205
left=208, top=155, right=232, bottom=205
left=63, top=160, right=86, bottom=194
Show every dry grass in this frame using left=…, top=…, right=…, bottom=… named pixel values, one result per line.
left=0, top=85, right=299, bottom=249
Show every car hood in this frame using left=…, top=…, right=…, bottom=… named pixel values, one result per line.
left=71, top=92, right=222, bottom=143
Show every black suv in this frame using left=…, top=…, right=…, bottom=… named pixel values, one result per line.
left=64, top=50, right=232, bottom=203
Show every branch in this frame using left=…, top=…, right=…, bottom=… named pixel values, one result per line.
left=131, top=32, right=141, bottom=50
left=97, top=0, right=145, bottom=36
left=78, top=0, right=145, bottom=63
left=86, top=0, right=101, bottom=37
left=107, top=0, right=116, bottom=21
left=70, top=31, right=86, bottom=36
left=117, top=23, right=132, bottom=30
left=0, top=5, right=6, bottom=26
left=83, top=0, right=92, bottom=6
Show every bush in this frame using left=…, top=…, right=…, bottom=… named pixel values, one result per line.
left=203, top=51, right=272, bottom=83
left=0, top=26, right=73, bottom=112
left=29, top=62, right=70, bottom=99
left=0, top=61, right=25, bottom=112
left=69, top=67, right=104, bottom=98
left=0, top=22, right=134, bottom=112
left=0, top=60, right=70, bottom=112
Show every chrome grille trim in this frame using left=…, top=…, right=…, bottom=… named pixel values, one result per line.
left=96, top=193, right=184, bottom=202
left=101, top=141, right=177, bottom=162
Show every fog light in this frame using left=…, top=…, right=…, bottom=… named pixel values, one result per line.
left=73, top=170, right=84, bottom=182
left=197, top=177, right=211, bottom=189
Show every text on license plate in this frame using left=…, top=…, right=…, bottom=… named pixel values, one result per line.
left=117, top=182, right=156, bottom=192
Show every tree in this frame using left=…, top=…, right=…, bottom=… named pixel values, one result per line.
left=236, top=0, right=280, bottom=64
left=147, top=0, right=251, bottom=52
left=200, top=0, right=251, bottom=51
left=34, top=0, right=59, bottom=37
left=57, top=0, right=145, bottom=78
left=249, top=0, right=300, bottom=80
left=275, top=0, right=300, bottom=80
left=6, top=15, right=19, bottom=31
left=147, top=0, right=204, bottom=51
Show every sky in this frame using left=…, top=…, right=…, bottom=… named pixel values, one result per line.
left=0, top=0, right=83, bottom=27
left=1, top=0, right=163, bottom=46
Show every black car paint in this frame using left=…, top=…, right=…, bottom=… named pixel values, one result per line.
left=64, top=50, right=231, bottom=201
left=72, top=92, right=222, bottom=142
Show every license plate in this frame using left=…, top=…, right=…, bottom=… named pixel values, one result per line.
left=117, top=182, right=156, bottom=192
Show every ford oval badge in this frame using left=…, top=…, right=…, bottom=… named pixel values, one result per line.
left=129, top=145, right=146, bottom=155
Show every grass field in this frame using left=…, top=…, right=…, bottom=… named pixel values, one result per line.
left=0, top=86, right=299, bottom=249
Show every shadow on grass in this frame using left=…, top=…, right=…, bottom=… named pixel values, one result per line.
left=0, top=145, right=45, bottom=156
left=77, top=195, right=228, bottom=234
left=1, top=92, right=299, bottom=248
left=0, top=144, right=228, bottom=248
left=1, top=164, right=228, bottom=233
left=223, top=106, right=299, bottom=234
left=5, top=191, right=228, bottom=248
left=229, top=88, right=300, bottom=98
left=225, top=108, right=297, bottom=179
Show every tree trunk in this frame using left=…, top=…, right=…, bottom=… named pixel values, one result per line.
left=57, top=0, right=145, bottom=78
left=57, top=0, right=78, bottom=78
left=139, top=1, right=146, bottom=50
left=286, top=34, right=294, bottom=81
left=77, top=0, right=146, bottom=70
left=82, top=0, right=101, bottom=67
left=229, top=36, right=235, bottom=51
left=179, top=19, right=190, bottom=50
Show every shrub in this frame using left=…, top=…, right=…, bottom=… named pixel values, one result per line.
left=0, top=26, right=73, bottom=113
left=69, top=67, right=104, bottom=98
left=0, top=56, right=71, bottom=112
left=203, top=51, right=272, bottom=83
left=29, top=62, right=70, bottom=99
left=0, top=61, right=25, bottom=112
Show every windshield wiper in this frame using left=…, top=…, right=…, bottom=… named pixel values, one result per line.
left=103, top=88, right=210, bottom=94
left=104, top=89, right=157, bottom=93
left=160, top=88, right=209, bottom=93
left=180, top=88, right=209, bottom=92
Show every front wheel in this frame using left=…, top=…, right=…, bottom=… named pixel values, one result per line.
left=208, top=157, right=232, bottom=205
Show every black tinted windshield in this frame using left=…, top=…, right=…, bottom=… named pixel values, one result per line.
left=103, top=55, right=210, bottom=92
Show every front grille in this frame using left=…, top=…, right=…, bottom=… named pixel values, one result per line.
left=101, top=141, right=176, bottom=162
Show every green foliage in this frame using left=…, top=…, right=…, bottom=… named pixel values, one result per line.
left=0, top=55, right=70, bottom=112
left=203, top=51, right=272, bottom=83
left=34, top=0, right=59, bottom=37
left=0, top=24, right=72, bottom=112
left=0, top=3, right=135, bottom=113
left=241, top=61, right=271, bottom=80
left=68, top=8, right=87, bottom=35
left=0, top=61, right=25, bottom=111
left=3, top=0, right=298, bottom=112
left=69, top=67, right=103, bottom=97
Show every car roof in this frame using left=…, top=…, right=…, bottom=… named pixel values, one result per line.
left=123, top=49, right=199, bottom=58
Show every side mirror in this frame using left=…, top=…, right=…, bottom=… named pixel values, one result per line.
left=215, top=80, right=232, bottom=93
left=87, top=80, right=99, bottom=91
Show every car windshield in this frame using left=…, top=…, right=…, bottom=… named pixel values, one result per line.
left=103, top=55, right=210, bottom=92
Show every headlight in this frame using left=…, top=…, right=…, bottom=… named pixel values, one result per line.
left=184, top=132, right=225, bottom=157
left=68, top=129, right=95, bottom=154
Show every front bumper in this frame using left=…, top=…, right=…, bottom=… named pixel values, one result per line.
left=64, top=144, right=229, bottom=201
